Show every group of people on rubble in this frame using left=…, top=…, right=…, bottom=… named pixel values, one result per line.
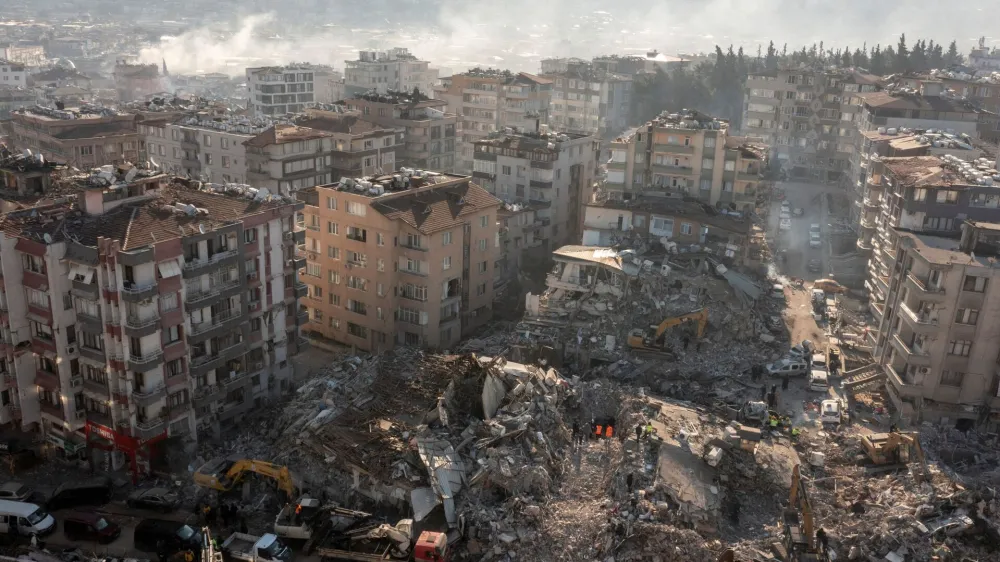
left=568, top=418, right=655, bottom=447
left=196, top=500, right=249, bottom=534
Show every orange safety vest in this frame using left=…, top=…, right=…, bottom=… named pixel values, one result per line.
left=594, top=425, right=603, bottom=436
left=605, top=426, right=614, bottom=438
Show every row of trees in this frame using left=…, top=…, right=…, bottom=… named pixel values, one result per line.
left=631, top=35, right=968, bottom=130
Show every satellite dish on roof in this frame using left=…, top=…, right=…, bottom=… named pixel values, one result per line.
left=43, top=233, right=53, bottom=244
left=124, top=167, right=138, bottom=183
left=23, top=149, right=32, bottom=158
left=198, top=224, right=206, bottom=234
left=36, top=154, right=44, bottom=165
left=149, top=157, right=159, bottom=170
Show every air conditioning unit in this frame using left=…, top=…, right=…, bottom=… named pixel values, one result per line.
left=75, top=410, right=86, bottom=420
left=66, top=345, right=76, bottom=354
left=254, top=362, right=263, bottom=370
left=70, top=376, right=83, bottom=388
left=248, top=272, right=259, bottom=280
left=283, top=232, right=293, bottom=240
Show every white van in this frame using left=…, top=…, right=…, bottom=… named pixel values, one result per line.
left=0, top=499, right=56, bottom=537
left=808, top=370, right=829, bottom=392
left=820, top=399, right=843, bottom=425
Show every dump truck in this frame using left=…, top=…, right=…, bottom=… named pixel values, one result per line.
left=310, top=517, right=448, bottom=562
left=222, top=533, right=293, bottom=562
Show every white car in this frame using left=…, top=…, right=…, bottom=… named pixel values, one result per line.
left=809, top=231, right=822, bottom=248
left=767, top=359, right=808, bottom=376
left=779, top=218, right=792, bottom=231
left=808, top=369, right=829, bottom=392
left=820, top=399, right=843, bottom=424
left=810, top=223, right=821, bottom=234
left=780, top=211, right=791, bottom=220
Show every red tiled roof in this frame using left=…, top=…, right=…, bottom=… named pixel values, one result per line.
left=372, top=180, right=501, bottom=234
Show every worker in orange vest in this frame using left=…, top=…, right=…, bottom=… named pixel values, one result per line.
left=605, top=425, right=614, bottom=438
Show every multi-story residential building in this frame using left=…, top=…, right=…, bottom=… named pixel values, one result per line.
left=605, top=110, right=766, bottom=211
left=29, top=66, right=94, bottom=90
left=863, top=155, right=1000, bottom=335
left=244, top=115, right=399, bottom=196
left=328, top=91, right=460, bottom=171
left=542, top=66, right=632, bottom=137
left=495, top=202, right=545, bottom=295
left=592, top=52, right=691, bottom=76
left=113, top=61, right=164, bottom=103
left=0, top=159, right=305, bottom=473
left=10, top=105, right=141, bottom=168
left=311, top=66, right=345, bottom=104
left=895, top=70, right=1000, bottom=143
left=434, top=69, right=552, bottom=174
left=0, top=59, right=27, bottom=88
left=580, top=196, right=755, bottom=264
left=969, top=37, right=1000, bottom=71
left=139, top=114, right=269, bottom=183
left=872, top=219, right=1000, bottom=427
left=296, top=172, right=500, bottom=351
left=854, top=84, right=983, bottom=138
left=743, top=67, right=880, bottom=182
left=850, top=128, right=986, bottom=237
left=0, top=88, right=33, bottom=120
left=0, top=45, right=45, bottom=67
left=343, top=49, right=438, bottom=97
left=245, top=65, right=317, bottom=117
left=472, top=129, right=599, bottom=250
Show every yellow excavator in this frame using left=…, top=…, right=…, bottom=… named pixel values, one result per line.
left=781, top=464, right=828, bottom=562
left=860, top=429, right=928, bottom=481
left=194, top=457, right=300, bottom=498
left=627, top=308, right=708, bottom=352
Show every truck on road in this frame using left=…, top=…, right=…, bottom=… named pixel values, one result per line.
left=222, top=532, right=293, bottom=562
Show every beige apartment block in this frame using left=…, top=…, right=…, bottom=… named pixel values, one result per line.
left=140, top=114, right=269, bottom=183
left=874, top=221, right=1000, bottom=428
left=297, top=172, right=500, bottom=351
left=605, top=110, right=765, bottom=211
left=10, top=105, right=141, bottom=168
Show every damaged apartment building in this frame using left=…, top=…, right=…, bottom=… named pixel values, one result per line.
left=606, top=110, right=766, bottom=212
left=10, top=105, right=142, bottom=169
left=296, top=171, right=501, bottom=351
left=539, top=58, right=633, bottom=137
left=472, top=128, right=600, bottom=253
left=743, top=67, right=880, bottom=182
left=0, top=156, right=305, bottom=476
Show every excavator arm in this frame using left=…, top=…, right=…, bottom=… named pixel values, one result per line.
left=195, top=457, right=299, bottom=497
left=653, top=308, right=708, bottom=340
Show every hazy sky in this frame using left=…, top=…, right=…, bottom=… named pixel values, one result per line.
left=139, top=1, right=1000, bottom=75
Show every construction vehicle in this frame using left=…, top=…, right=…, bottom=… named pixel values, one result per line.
left=309, top=516, right=448, bottom=561
left=194, top=457, right=300, bottom=499
left=781, top=465, right=828, bottom=562
left=222, top=532, right=293, bottom=562
left=859, top=430, right=928, bottom=481
left=627, top=308, right=708, bottom=352
left=274, top=495, right=373, bottom=543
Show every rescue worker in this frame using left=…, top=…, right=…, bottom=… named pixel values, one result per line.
left=604, top=424, right=613, bottom=439
left=791, top=427, right=801, bottom=441
left=626, top=472, right=634, bottom=493
left=769, top=416, right=779, bottom=429
left=294, top=502, right=303, bottom=525
left=184, top=551, right=194, bottom=562
left=635, top=424, right=643, bottom=442
left=816, top=528, right=829, bottom=552
left=644, top=421, right=654, bottom=439
left=571, top=421, right=579, bottom=443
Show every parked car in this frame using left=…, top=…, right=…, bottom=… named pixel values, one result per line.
left=788, top=340, right=814, bottom=358
left=780, top=210, right=791, bottom=220
left=808, top=370, right=829, bottom=392
left=0, top=499, right=56, bottom=537
left=779, top=218, right=792, bottom=231
left=0, top=482, right=35, bottom=503
left=807, top=259, right=822, bottom=273
left=820, top=399, right=844, bottom=425
left=63, top=511, right=121, bottom=543
left=127, top=488, right=179, bottom=512
left=46, top=476, right=113, bottom=511
left=919, top=514, right=975, bottom=537
left=809, top=231, right=822, bottom=248
left=134, top=519, right=203, bottom=557
left=792, top=208, right=805, bottom=217
left=766, top=359, right=808, bottom=376
left=810, top=223, right=821, bottom=234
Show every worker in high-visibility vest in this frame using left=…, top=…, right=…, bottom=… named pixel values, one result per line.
left=605, top=425, right=613, bottom=438
left=594, top=424, right=603, bottom=438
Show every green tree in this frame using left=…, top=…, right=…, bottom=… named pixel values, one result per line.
left=895, top=34, right=908, bottom=72
left=910, top=39, right=927, bottom=71
left=841, top=46, right=852, bottom=67
left=765, top=41, right=778, bottom=70
left=945, top=40, right=961, bottom=65
left=853, top=47, right=869, bottom=68
left=870, top=44, right=886, bottom=75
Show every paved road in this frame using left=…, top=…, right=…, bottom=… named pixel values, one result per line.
left=770, top=181, right=832, bottom=281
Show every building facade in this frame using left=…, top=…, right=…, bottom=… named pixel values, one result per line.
left=0, top=45, right=45, bottom=67
left=10, top=106, right=141, bottom=168
left=246, top=66, right=317, bottom=117
left=244, top=116, right=399, bottom=196
left=472, top=130, right=599, bottom=250
left=0, top=162, right=305, bottom=474
left=0, top=88, right=33, bottom=120
left=329, top=92, right=460, bottom=171
left=434, top=70, right=552, bottom=174
left=542, top=67, right=632, bottom=137
left=0, top=59, right=27, bottom=88
left=297, top=172, right=500, bottom=351
left=605, top=110, right=765, bottom=211
left=140, top=114, right=265, bottom=183
left=742, top=67, right=880, bottom=182
left=873, top=221, right=1000, bottom=427
left=969, top=37, right=1000, bottom=71
left=113, top=61, right=164, bottom=103
left=343, top=49, right=437, bottom=97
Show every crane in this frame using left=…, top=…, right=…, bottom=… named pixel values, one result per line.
left=627, top=307, right=708, bottom=352
left=782, top=465, right=827, bottom=562
left=194, top=457, right=300, bottom=499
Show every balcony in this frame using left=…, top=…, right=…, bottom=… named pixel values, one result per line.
left=167, top=402, right=193, bottom=421
left=193, top=384, right=224, bottom=406
left=869, top=301, right=885, bottom=320
left=859, top=217, right=876, bottom=230
left=218, top=340, right=248, bottom=362
left=293, top=283, right=309, bottom=298
left=124, top=313, right=161, bottom=338
left=884, top=363, right=922, bottom=398
left=651, top=164, right=694, bottom=177
left=120, top=282, right=157, bottom=302
left=134, top=417, right=166, bottom=440
left=291, top=253, right=307, bottom=270
left=79, top=344, right=106, bottom=363
left=653, top=143, right=695, bottom=155
left=863, top=198, right=879, bottom=209
left=39, top=401, right=64, bottom=420
left=190, top=308, right=243, bottom=339
left=190, top=353, right=225, bottom=375
left=906, top=273, right=946, bottom=301
left=86, top=409, right=113, bottom=428
left=127, top=349, right=164, bottom=372
left=32, top=335, right=57, bottom=355
left=83, top=378, right=110, bottom=398
left=297, top=309, right=310, bottom=324
left=890, top=334, right=931, bottom=365
left=736, top=171, right=760, bottom=182
left=899, top=302, right=938, bottom=331
left=186, top=278, right=241, bottom=307
left=76, top=311, right=103, bottom=334
left=221, top=371, right=251, bottom=389
left=71, top=279, right=99, bottom=300
left=284, top=229, right=306, bottom=245
left=131, top=384, right=166, bottom=407
left=182, top=249, right=240, bottom=277
left=34, top=370, right=60, bottom=391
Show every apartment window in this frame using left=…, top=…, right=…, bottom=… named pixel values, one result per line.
left=963, top=275, right=987, bottom=293
left=346, top=226, right=367, bottom=242
left=955, top=308, right=979, bottom=325
left=699, top=179, right=711, bottom=191
left=222, top=155, right=231, bottom=168
left=327, top=293, right=340, bottom=306
left=376, top=233, right=385, bottom=246
left=377, top=283, right=385, bottom=297
left=402, top=284, right=427, bottom=301
left=702, top=158, right=714, bottom=170
left=164, top=325, right=181, bottom=344
left=923, top=217, right=953, bottom=231
left=161, top=292, right=179, bottom=311
left=724, top=161, right=736, bottom=172
left=478, top=239, right=487, bottom=251
left=346, top=201, right=367, bottom=216
left=377, top=259, right=385, bottom=272
left=221, top=137, right=229, bottom=149
left=327, top=247, right=340, bottom=259
left=347, top=276, right=368, bottom=292
left=936, top=190, right=959, bottom=204
left=478, top=261, right=488, bottom=274
left=80, top=146, right=93, bottom=156
left=722, top=181, right=733, bottom=192
left=501, top=165, right=512, bottom=175
left=480, top=216, right=488, bottom=228
left=476, top=283, right=487, bottom=296
left=75, top=298, right=99, bottom=317
left=442, top=232, right=453, bottom=246
left=310, top=285, right=323, bottom=299
left=940, top=370, right=965, bottom=387
left=26, top=288, right=48, bottom=308
left=311, top=308, right=324, bottom=322
left=328, top=222, right=339, bottom=235
left=81, top=331, right=101, bottom=350
left=22, top=254, right=44, bottom=274
left=443, top=256, right=452, bottom=270
left=405, top=233, right=423, bottom=249
left=304, top=263, right=320, bottom=277
left=680, top=223, right=693, bottom=235
left=326, top=197, right=337, bottom=210
left=633, top=215, right=646, bottom=228
left=347, top=251, right=366, bottom=265
left=346, top=299, right=368, bottom=315
left=948, top=340, right=972, bottom=357
left=204, top=153, right=213, bottom=165
left=329, top=271, right=341, bottom=284
left=329, top=318, right=341, bottom=329
left=244, top=229, right=257, bottom=243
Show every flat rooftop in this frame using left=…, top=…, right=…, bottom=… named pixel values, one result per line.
left=15, top=104, right=123, bottom=121
left=882, top=156, right=966, bottom=187
left=587, top=196, right=752, bottom=235
left=900, top=230, right=994, bottom=267
left=857, top=90, right=980, bottom=113
left=474, top=130, right=592, bottom=154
